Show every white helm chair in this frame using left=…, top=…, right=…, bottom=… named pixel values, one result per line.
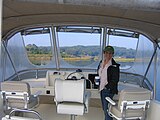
left=54, top=79, right=91, bottom=120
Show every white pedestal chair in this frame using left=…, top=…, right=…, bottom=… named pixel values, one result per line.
left=1, top=81, right=41, bottom=114
left=106, top=88, right=151, bottom=120
left=54, top=79, right=91, bottom=120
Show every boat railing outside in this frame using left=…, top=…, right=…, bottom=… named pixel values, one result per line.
left=120, top=71, right=153, bottom=90
left=5, top=68, right=153, bottom=91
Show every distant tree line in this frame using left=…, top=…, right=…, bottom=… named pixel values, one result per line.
left=26, top=44, right=52, bottom=54
left=26, top=44, right=136, bottom=58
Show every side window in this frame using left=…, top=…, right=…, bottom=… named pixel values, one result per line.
left=22, top=27, right=53, bottom=66
left=107, top=29, right=138, bottom=69
left=57, top=26, right=102, bottom=67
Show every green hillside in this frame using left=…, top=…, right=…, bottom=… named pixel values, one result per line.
left=26, top=44, right=136, bottom=58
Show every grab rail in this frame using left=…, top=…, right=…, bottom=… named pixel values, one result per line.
left=5, top=68, right=153, bottom=91
left=9, top=109, right=43, bottom=120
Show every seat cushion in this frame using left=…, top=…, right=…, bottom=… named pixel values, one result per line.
left=8, top=95, right=38, bottom=109
left=57, top=102, right=84, bottom=115
left=110, top=105, right=144, bottom=119
left=55, top=80, right=85, bottom=103
left=1, top=81, right=31, bottom=94
left=118, top=88, right=151, bottom=109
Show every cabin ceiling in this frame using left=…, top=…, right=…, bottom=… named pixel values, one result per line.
left=3, top=0, right=160, bottom=41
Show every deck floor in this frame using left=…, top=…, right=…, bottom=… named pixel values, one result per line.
left=0, top=104, right=104, bottom=120
left=33, top=104, right=104, bottom=120
left=34, top=96, right=104, bottom=120
left=0, top=96, right=104, bottom=120
left=0, top=80, right=142, bottom=120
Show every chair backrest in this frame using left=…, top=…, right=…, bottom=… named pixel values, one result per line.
left=118, top=88, right=151, bottom=111
left=55, top=79, right=85, bottom=103
left=1, top=81, right=31, bottom=110
left=1, top=81, right=31, bottom=95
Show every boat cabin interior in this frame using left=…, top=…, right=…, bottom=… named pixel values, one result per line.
left=0, top=0, right=160, bottom=120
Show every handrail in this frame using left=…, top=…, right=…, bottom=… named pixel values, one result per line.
left=6, top=67, right=96, bottom=81
left=120, top=71, right=153, bottom=90
left=5, top=68, right=153, bottom=91
left=9, top=109, right=43, bottom=120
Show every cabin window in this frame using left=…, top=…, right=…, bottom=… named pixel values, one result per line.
left=107, top=29, right=139, bottom=69
left=57, top=26, right=102, bottom=67
left=22, top=27, right=53, bottom=66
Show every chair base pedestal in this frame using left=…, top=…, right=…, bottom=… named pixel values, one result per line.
left=71, top=115, right=76, bottom=120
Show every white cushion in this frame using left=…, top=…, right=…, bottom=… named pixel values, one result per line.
left=1, top=81, right=30, bottom=95
left=108, top=88, right=151, bottom=120
left=57, top=103, right=84, bottom=115
left=55, top=79, right=85, bottom=103
left=118, top=88, right=151, bottom=109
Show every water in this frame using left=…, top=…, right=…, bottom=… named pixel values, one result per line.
left=31, top=59, right=133, bottom=70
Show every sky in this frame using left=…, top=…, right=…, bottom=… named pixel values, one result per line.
left=23, top=32, right=138, bottom=49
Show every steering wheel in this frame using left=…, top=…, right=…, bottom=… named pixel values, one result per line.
left=66, top=71, right=85, bottom=80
